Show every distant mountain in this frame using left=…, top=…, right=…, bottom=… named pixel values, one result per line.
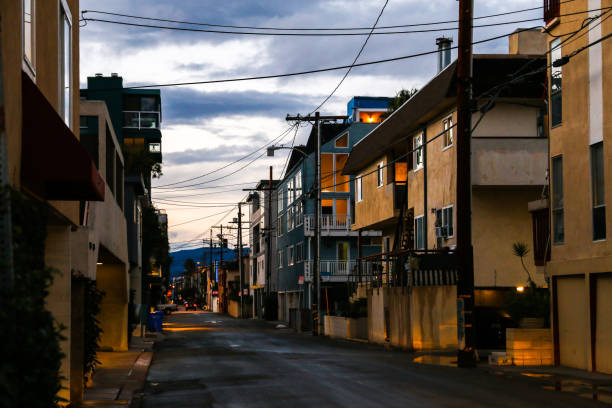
left=169, top=247, right=248, bottom=278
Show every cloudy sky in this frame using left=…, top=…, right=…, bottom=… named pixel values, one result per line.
left=79, top=0, right=542, bottom=250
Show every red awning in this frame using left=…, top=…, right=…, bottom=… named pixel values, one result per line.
left=21, top=71, right=105, bottom=201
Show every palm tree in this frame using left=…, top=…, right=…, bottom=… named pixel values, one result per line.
left=512, top=241, right=534, bottom=285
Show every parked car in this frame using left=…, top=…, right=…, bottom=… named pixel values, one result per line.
left=184, top=301, right=198, bottom=311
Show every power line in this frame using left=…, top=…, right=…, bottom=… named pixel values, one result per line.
left=81, top=4, right=551, bottom=31
left=112, top=22, right=592, bottom=90
left=153, top=123, right=297, bottom=188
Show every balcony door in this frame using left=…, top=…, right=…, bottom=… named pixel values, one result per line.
left=321, top=198, right=349, bottom=228
left=337, top=242, right=350, bottom=275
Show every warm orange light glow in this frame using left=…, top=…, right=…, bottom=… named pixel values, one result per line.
left=394, top=162, right=408, bottom=183
left=163, top=327, right=213, bottom=332
left=516, top=286, right=525, bottom=292
left=358, top=111, right=384, bottom=123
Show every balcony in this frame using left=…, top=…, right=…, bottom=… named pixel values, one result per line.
left=544, top=0, right=560, bottom=25
left=123, top=111, right=160, bottom=129
left=471, top=137, right=548, bottom=186
left=304, top=260, right=375, bottom=282
left=304, top=215, right=381, bottom=237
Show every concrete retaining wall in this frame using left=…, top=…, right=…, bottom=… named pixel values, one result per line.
left=324, top=316, right=368, bottom=340
left=506, top=328, right=553, bottom=366
left=228, top=300, right=240, bottom=318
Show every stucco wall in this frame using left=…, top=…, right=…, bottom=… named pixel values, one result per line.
left=410, top=286, right=457, bottom=350
left=97, top=264, right=129, bottom=351
left=353, top=155, right=395, bottom=230
left=472, top=187, right=546, bottom=288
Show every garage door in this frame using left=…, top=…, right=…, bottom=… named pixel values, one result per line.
left=556, top=276, right=588, bottom=370
left=596, top=275, right=612, bottom=373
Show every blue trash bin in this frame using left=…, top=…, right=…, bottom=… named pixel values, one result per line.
left=148, top=311, right=164, bottom=332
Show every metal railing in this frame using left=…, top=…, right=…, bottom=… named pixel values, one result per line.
left=304, top=260, right=375, bottom=282
left=123, top=111, right=160, bottom=129
left=304, top=214, right=351, bottom=233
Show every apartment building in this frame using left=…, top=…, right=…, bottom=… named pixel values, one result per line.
left=544, top=0, right=612, bottom=373
left=77, top=100, right=130, bottom=350
left=344, top=31, right=549, bottom=350
left=275, top=98, right=386, bottom=325
left=247, top=179, right=279, bottom=319
left=1, top=0, right=105, bottom=403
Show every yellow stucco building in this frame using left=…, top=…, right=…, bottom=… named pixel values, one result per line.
left=544, top=0, right=612, bottom=373
left=344, top=31, right=550, bottom=350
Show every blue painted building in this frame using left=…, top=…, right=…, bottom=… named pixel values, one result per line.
left=275, top=104, right=389, bottom=321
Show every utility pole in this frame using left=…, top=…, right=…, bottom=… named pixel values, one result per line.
left=266, top=166, right=273, bottom=298
left=285, top=113, right=346, bottom=335
left=209, top=229, right=213, bottom=308
left=456, top=0, right=477, bottom=367
left=238, top=202, right=243, bottom=318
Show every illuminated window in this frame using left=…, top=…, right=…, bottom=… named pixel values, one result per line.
left=356, top=176, right=363, bottom=202
left=413, top=133, right=424, bottom=171
left=335, top=134, right=348, bottom=148
left=335, top=154, right=349, bottom=192
left=321, top=153, right=334, bottom=192
left=395, top=162, right=407, bottom=184
left=321, top=153, right=349, bottom=192
left=442, top=116, right=454, bottom=149
left=359, top=111, right=384, bottom=123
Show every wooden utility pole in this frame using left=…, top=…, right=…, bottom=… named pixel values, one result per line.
left=456, top=0, right=477, bottom=367
left=209, top=229, right=213, bottom=307
left=238, top=202, right=243, bottom=317
left=285, top=113, right=347, bottom=335
left=266, top=166, right=273, bottom=297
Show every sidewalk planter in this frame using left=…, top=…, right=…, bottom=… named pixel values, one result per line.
left=506, top=328, right=552, bottom=366
left=324, top=316, right=368, bottom=340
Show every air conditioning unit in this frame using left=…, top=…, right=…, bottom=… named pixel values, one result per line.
left=435, top=226, right=448, bottom=238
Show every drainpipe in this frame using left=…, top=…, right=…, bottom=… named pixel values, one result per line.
left=423, top=125, right=428, bottom=250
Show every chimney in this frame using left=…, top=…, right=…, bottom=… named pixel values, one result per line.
left=436, top=37, right=453, bottom=73
left=111, top=72, right=118, bottom=77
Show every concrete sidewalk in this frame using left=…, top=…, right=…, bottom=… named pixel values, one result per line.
left=82, top=334, right=162, bottom=407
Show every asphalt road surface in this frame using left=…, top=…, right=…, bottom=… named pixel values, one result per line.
left=141, top=311, right=611, bottom=408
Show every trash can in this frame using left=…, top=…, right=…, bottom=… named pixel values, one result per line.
left=148, top=311, right=164, bottom=332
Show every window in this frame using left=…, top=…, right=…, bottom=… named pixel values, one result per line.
left=149, top=143, right=161, bottom=153
left=550, top=38, right=562, bottom=127
left=356, top=176, right=363, bottom=202
left=296, top=242, right=303, bottom=263
left=591, top=142, right=606, bottom=240
left=59, top=2, right=72, bottom=127
left=322, top=153, right=349, bottom=192
left=277, top=216, right=282, bottom=237
left=552, top=155, right=564, bottom=244
left=442, top=116, right=454, bottom=149
left=335, top=133, right=348, bottom=148
left=377, top=161, right=384, bottom=187
left=287, top=179, right=294, bottom=204
left=288, top=206, right=294, bottom=231
left=288, top=246, right=295, bottom=266
left=414, top=215, right=425, bottom=249
left=295, top=170, right=302, bottom=198
left=278, top=250, right=283, bottom=268
left=295, top=202, right=303, bottom=226
left=435, top=206, right=454, bottom=238
left=413, top=133, right=424, bottom=170
left=278, top=187, right=284, bottom=212
left=23, top=0, right=35, bottom=73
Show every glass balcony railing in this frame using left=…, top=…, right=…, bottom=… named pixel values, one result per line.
left=123, top=111, right=160, bottom=129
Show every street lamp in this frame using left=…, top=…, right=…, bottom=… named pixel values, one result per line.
left=268, top=140, right=321, bottom=336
